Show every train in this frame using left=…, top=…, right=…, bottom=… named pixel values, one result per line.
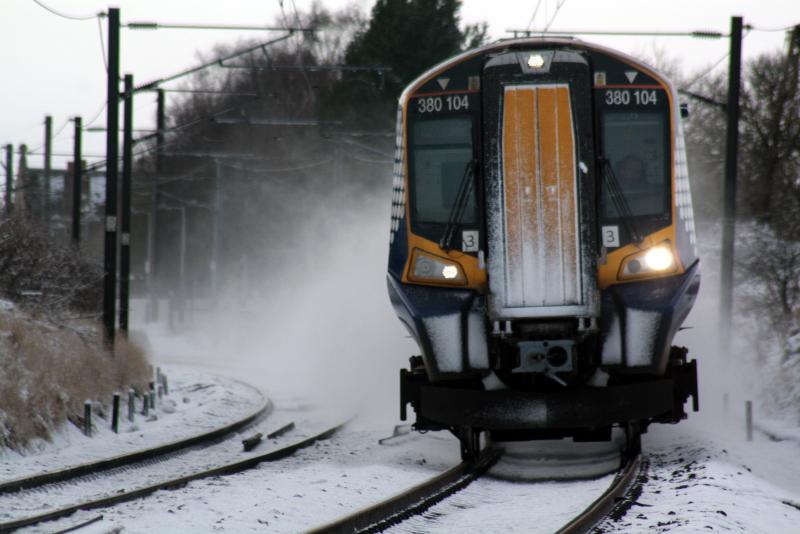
left=386, top=36, right=700, bottom=460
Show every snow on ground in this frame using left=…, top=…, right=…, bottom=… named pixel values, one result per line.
left=30, top=424, right=463, bottom=533
left=61, top=289, right=793, bottom=534
left=757, top=418, right=800, bottom=443
left=11, top=356, right=797, bottom=532
left=599, top=415, right=800, bottom=533
left=388, top=473, right=615, bottom=534
left=12, top=400, right=321, bottom=532
left=0, top=364, right=264, bottom=483
left=17, top=404, right=800, bottom=534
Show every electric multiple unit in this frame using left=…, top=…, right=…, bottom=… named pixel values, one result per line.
left=387, top=37, right=700, bottom=459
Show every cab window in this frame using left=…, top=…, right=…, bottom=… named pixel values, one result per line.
left=600, top=110, right=669, bottom=219
left=408, top=116, right=477, bottom=232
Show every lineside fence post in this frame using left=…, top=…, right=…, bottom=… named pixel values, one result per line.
left=84, top=400, right=93, bottom=437
left=128, top=388, right=135, bottom=422
left=745, top=400, right=753, bottom=441
left=112, top=392, right=121, bottom=433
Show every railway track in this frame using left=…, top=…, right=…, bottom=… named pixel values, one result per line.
left=556, top=455, right=644, bottom=534
left=0, top=412, right=346, bottom=533
left=309, top=447, right=644, bottom=534
left=0, top=396, right=272, bottom=496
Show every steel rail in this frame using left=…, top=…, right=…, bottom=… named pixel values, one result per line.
left=554, top=454, right=644, bottom=534
left=51, top=515, right=104, bottom=534
left=307, top=446, right=501, bottom=534
left=0, top=421, right=346, bottom=533
left=0, top=396, right=272, bottom=495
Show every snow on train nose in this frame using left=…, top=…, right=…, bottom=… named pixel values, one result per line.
left=487, top=83, right=589, bottom=319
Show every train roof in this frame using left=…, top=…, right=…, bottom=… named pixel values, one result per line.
left=399, top=36, right=675, bottom=105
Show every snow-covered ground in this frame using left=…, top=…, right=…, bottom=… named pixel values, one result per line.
left=23, top=404, right=800, bottom=533
left=2, top=316, right=798, bottom=533
left=88, top=287, right=797, bottom=533
left=599, top=416, right=800, bottom=533
left=0, top=364, right=264, bottom=483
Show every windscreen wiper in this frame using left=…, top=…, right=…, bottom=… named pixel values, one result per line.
left=439, top=159, right=477, bottom=250
left=599, top=156, right=643, bottom=245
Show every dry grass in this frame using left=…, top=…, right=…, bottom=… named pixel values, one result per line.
left=0, top=309, right=151, bottom=451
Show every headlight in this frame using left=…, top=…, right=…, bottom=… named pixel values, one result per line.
left=644, top=246, right=674, bottom=271
left=619, top=242, right=677, bottom=280
left=408, top=249, right=466, bottom=285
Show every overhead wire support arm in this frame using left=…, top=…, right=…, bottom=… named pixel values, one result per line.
left=132, top=32, right=306, bottom=93
left=506, top=28, right=728, bottom=38
left=678, top=89, right=727, bottom=111
left=77, top=102, right=258, bottom=173
left=136, top=88, right=260, bottom=97
left=218, top=63, right=392, bottom=73
left=125, top=21, right=313, bottom=32
left=212, top=117, right=341, bottom=126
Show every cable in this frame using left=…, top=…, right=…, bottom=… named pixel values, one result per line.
left=508, top=28, right=727, bottom=37
left=683, top=52, right=729, bottom=90
left=683, top=28, right=751, bottom=90
left=27, top=118, right=71, bottom=154
left=289, top=0, right=303, bottom=30
left=85, top=102, right=108, bottom=128
left=277, top=0, right=292, bottom=33
left=219, top=158, right=332, bottom=174
left=543, top=0, right=568, bottom=33
left=349, top=154, right=392, bottom=165
left=31, top=0, right=97, bottom=21
left=96, top=15, right=109, bottom=72
left=276, top=0, right=314, bottom=95
left=134, top=33, right=293, bottom=92
left=747, top=23, right=799, bottom=32
left=525, top=0, right=544, bottom=32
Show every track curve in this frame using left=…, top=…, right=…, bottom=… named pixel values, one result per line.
left=0, top=420, right=346, bottom=533
left=0, top=387, right=271, bottom=496
left=308, top=446, right=644, bottom=534
left=555, top=455, right=644, bottom=534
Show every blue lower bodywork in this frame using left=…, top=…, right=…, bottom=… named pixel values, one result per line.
left=388, top=261, right=700, bottom=380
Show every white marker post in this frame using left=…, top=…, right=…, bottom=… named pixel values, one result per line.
left=745, top=400, right=753, bottom=442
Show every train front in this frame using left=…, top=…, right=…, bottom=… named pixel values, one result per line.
left=387, top=38, right=700, bottom=459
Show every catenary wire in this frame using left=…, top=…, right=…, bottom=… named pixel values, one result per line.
left=27, top=118, right=71, bottom=155
left=525, top=0, right=544, bottom=32
left=543, top=0, right=568, bottom=33
left=31, top=0, right=97, bottom=21
left=683, top=28, right=752, bottom=90
left=747, top=23, right=800, bottom=32
left=85, top=102, right=109, bottom=128
left=97, top=15, right=109, bottom=72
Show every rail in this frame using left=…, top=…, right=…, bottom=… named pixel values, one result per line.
left=555, top=455, right=644, bottom=534
left=308, top=446, right=501, bottom=534
left=0, top=421, right=346, bottom=532
left=0, top=396, right=272, bottom=495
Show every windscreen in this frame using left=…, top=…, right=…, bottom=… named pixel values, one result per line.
left=409, top=117, right=476, bottom=226
left=600, top=110, right=669, bottom=218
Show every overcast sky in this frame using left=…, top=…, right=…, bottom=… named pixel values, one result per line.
left=1, top=0, right=798, bottom=168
